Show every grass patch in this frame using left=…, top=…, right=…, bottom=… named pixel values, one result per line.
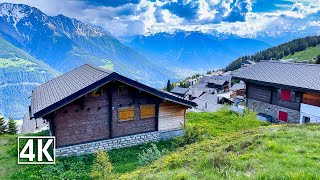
left=121, top=125, right=320, bottom=179
left=1, top=109, right=319, bottom=179
left=283, top=45, right=320, bottom=62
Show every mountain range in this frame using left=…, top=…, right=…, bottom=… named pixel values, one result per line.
left=0, top=3, right=319, bottom=119
left=127, top=31, right=270, bottom=75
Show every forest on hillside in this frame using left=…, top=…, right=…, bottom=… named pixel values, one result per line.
left=224, top=36, right=320, bottom=71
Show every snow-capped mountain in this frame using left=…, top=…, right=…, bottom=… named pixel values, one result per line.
left=0, top=3, right=176, bottom=87
left=127, top=30, right=271, bottom=73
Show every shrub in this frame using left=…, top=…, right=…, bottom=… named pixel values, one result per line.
left=138, top=143, right=167, bottom=166
left=90, top=150, right=114, bottom=180
left=173, top=126, right=207, bottom=147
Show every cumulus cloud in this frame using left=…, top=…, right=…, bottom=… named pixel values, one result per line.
left=0, top=0, right=319, bottom=37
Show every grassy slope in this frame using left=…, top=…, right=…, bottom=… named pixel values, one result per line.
left=283, top=45, right=320, bottom=62
left=121, top=124, right=320, bottom=179
left=1, top=110, right=319, bottom=179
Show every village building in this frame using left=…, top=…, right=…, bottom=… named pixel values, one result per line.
left=207, top=79, right=229, bottom=91
left=30, top=64, right=196, bottom=156
left=234, top=61, right=320, bottom=124
left=230, top=81, right=246, bottom=98
left=185, top=89, right=205, bottom=101
left=170, top=87, right=189, bottom=97
left=192, top=93, right=223, bottom=112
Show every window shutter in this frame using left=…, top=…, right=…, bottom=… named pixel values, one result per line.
left=278, top=110, right=288, bottom=122
left=118, top=107, right=134, bottom=121
left=280, top=89, right=291, bottom=101
left=290, top=91, right=296, bottom=102
left=140, top=105, right=155, bottom=119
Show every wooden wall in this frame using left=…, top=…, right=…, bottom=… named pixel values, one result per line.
left=158, top=101, right=186, bottom=131
left=110, top=82, right=159, bottom=138
left=302, top=92, right=320, bottom=107
left=271, top=88, right=302, bottom=111
left=54, top=86, right=111, bottom=147
left=247, top=83, right=272, bottom=103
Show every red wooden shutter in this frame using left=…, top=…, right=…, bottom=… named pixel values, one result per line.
left=281, top=89, right=291, bottom=101
left=278, top=110, right=288, bottom=122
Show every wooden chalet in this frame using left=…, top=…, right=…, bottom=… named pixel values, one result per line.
left=234, top=61, right=320, bottom=124
left=30, top=64, right=196, bottom=148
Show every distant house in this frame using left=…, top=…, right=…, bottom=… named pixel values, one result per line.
left=199, top=75, right=231, bottom=91
left=234, top=61, right=320, bottom=124
left=30, top=64, right=196, bottom=156
left=186, top=89, right=205, bottom=100
left=192, top=93, right=223, bottom=112
left=230, top=81, right=246, bottom=97
left=207, top=79, right=229, bottom=91
left=170, top=87, right=189, bottom=97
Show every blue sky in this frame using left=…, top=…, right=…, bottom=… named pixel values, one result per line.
left=0, top=0, right=319, bottom=37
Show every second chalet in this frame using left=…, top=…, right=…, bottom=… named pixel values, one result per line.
left=234, top=61, right=320, bottom=124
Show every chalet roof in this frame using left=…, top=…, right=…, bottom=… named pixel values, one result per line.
left=211, top=75, right=232, bottom=81
left=208, top=79, right=227, bottom=85
left=31, top=64, right=196, bottom=118
left=170, top=87, right=189, bottom=95
left=197, top=93, right=218, bottom=103
left=233, top=61, right=320, bottom=93
left=186, top=89, right=204, bottom=98
left=230, top=81, right=246, bottom=91
left=191, top=83, right=206, bottom=88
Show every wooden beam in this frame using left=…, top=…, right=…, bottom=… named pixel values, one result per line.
left=108, top=88, right=113, bottom=139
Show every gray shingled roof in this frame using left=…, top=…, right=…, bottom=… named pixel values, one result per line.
left=233, top=61, right=320, bottom=92
left=186, top=89, right=204, bottom=98
left=31, top=64, right=112, bottom=117
left=208, top=79, right=227, bottom=85
left=198, top=93, right=218, bottom=103
left=170, top=87, right=189, bottom=95
left=31, top=64, right=196, bottom=118
left=230, top=81, right=246, bottom=91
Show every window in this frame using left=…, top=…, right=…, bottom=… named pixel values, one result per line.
left=118, top=86, right=128, bottom=96
left=118, top=107, right=134, bottom=121
left=91, top=87, right=102, bottom=97
left=280, top=89, right=291, bottom=101
left=278, top=110, right=288, bottom=122
left=303, top=116, right=310, bottom=123
left=140, top=104, right=155, bottom=119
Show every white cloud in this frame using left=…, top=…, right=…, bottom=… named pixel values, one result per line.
left=0, top=0, right=319, bottom=38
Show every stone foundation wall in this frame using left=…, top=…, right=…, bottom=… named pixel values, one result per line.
left=247, top=99, right=300, bottom=123
left=56, top=130, right=184, bottom=157
left=160, top=129, right=184, bottom=141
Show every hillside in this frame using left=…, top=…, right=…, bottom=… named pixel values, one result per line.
left=225, top=36, right=320, bottom=71
left=0, top=36, right=60, bottom=119
left=1, top=110, right=320, bottom=179
left=283, top=45, right=320, bottom=62
left=122, top=124, right=320, bottom=179
left=0, top=3, right=176, bottom=88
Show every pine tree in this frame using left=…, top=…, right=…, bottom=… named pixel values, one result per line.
left=166, top=80, right=171, bottom=92
left=7, top=118, right=17, bottom=135
left=0, top=116, right=7, bottom=135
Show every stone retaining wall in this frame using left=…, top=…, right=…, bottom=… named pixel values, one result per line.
left=56, top=130, right=183, bottom=157
left=247, top=99, right=300, bottom=123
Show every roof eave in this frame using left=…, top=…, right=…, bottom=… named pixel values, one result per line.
left=233, top=76, right=320, bottom=94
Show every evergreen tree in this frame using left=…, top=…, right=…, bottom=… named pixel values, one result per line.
left=0, top=116, right=7, bottom=135
left=7, top=118, right=17, bottom=135
left=166, top=80, right=172, bottom=92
